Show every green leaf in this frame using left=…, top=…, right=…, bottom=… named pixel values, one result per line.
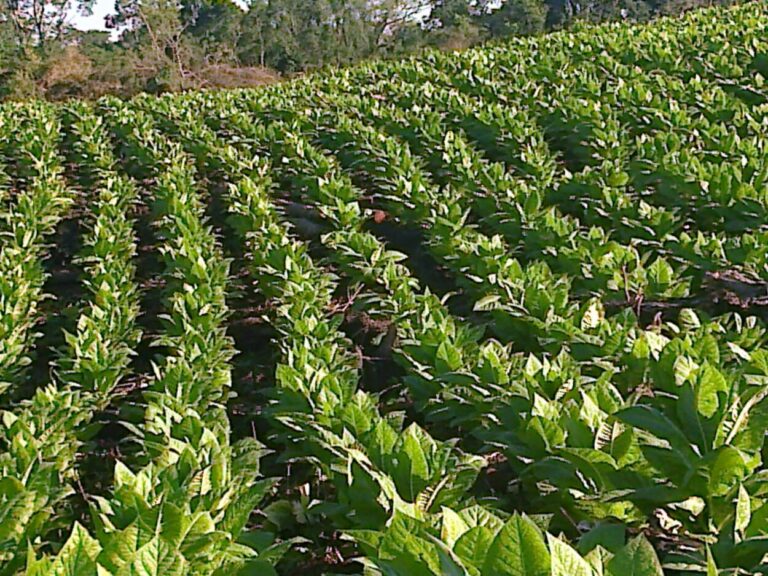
left=578, top=524, right=625, bottom=555
left=442, top=507, right=470, bottom=549
left=0, top=484, right=36, bottom=541
left=616, top=405, right=693, bottom=460
left=113, top=461, right=137, bottom=489
left=26, top=544, right=53, bottom=576
left=607, top=171, right=629, bottom=188
left=458, top=506, right=504, bottom=533
left=226, top=559, right=279, bottom=576
left=696, top=334, right=720, bottom=364
left=706, top=546, right=718, bottom=576
left=673, top=355, right=698, bottom=386
left=696, top=363, right=728, bottom=418
left=474, top=294, right=501, bottom=311
left=437, top=342, right=463, bottom=372
left=647, top=258, right=673, bottom=293
left=708, top=447, right=749, bottom=497
left=367, top=419, right=399, bottom=468
left=549, top=534, right=594, bottom=576
left=98, top=523, right=141, bottom=573
left=251, top=537, right=303, bottom=565
left=736, top=483, right=751, bottom=535
left=115, top=538, right=186, bottom=576
left=345, top=529, right=384, bottom=557
left=523, top=189, right=542, bottom=215
left=585, top=547, right=611, bottom=576
left=379, top=513, right=441, bottom=574
left=393, top=425, right=431, bottom=501
left=606, top=536, right=663, bottom=576
left=481, top=514, right=550, bottom=576
left=454, top=527, right=495, bottom=575
left=50, top=523, right=101, bottom=576
left=581, top=299, right=604, bottom=330
left=428, top=534, right=473, bottom=576
left=159, top=504, right=189, bottom=549
left=678, top=309, right=701, bottom=331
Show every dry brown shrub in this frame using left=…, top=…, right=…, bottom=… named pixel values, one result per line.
left=41, top=46, right=94, bottom=99
left=196, top=64, right=281, bottom=89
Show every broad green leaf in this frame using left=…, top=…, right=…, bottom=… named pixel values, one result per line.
left=393, top=425, right=431, bottom=501
left=429, top=534, right=473, bottom=576
left=585, top=546, right=611, bottom=576
left=678, top=309, right=701, bottom=330
left=115, top=538, right=186, bottom=576
left=736, top=484, right=751, bottom=535
left=606, top=536, right=663, bottom=576
left=696, top=334, right=720, bottom=365
left=379, top=513, right=441, bottom=574
left=98, top=523, right=141, bottom=572
left=616, top=405, right=693, bottom=460
left=581, top=299, right=604, bottom=330
left=113, top=461, right=137, bottom=489
left=346, top=529, right=384, bottom=557
left=474, top=294, right=501, bottom=311
left=578, top=524, right=625, bottom=555
left=549, top=534, right=593, bottom=576
left=458, top=506, right=504, bottom=533
left=0, top=486, right=36, bottom=541
left=50, top=523, right=101, bottom=576
left=708, top=447, right=749, bottom=497
left=454, top=527, right=495, bottom=575
left=696, top=363, right=728, bottom=418
left=706, top=546, right=718, bottom=576
left=481, top=514, right=550, bottom=576
left=230, top=559, right=278, bottom=576
left=673, top=355, right=698, bottom=386
left=442, top=507, right=470, bottom=548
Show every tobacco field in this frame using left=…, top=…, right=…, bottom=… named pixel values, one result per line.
left=3, top=3, right=768, bottom=574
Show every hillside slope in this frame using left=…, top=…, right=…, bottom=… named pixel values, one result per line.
left=2, top=3, right=768, bottom=574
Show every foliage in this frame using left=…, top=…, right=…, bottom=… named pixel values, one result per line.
left=0, top=0, right=747, bottom=99
left=2, top=3, right=768, bottom=575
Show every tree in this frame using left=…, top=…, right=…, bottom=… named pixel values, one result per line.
left=181, top=0, right=244, bottom=61
left=425, top=0, right=484, bottom=49
left=240, top=0, right=333, bottom=71
left=0, top=0, right=95, bottom=52
left=483, top=0, right=548, bottom=36
left=425, top=0, right=548, bottom=48
left=368, top=0, right=431, bottom=50
left=110, top=0, right=199, bottom=91
left=238, top=0, right=425, bottom=73
left=0, top=0, right=97, bottom=96
left=541, top=0, right=578, bottom=27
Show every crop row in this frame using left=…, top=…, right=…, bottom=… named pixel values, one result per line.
left=3, top=3, right=768, bottom=575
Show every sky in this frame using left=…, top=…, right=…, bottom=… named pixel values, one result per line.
left=72, top=0, right=114, bottom=31
left=71, top=0, right=436, bottom=34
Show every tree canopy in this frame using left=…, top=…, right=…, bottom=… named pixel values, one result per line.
left=0, top=0, right=739, bottom=99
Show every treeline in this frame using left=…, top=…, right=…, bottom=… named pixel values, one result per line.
left=0, top=0, right=737, bottom=99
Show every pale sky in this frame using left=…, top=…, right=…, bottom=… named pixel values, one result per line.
left=71, top=0, right=435, bottom=33
left=72, top=0, right=114, bottom=31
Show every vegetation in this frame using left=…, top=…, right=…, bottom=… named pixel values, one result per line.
left=0, top=0, right=739, bottom=99
left=3, top=1, right=768, bottom=574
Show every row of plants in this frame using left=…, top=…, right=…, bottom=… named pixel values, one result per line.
left=148, top=7, right=768, bottom=568
left=21, top=101, right=284, bottom=575
left=0, top=104, right=80, bottom=575
left=146, top=91, right=708, bottom=572
left=0, top=99, right=155, bottom=574
left=4, top=3, right=768, bottom=574
left=144, top=92, right=490, bottom=540
left=138, top=91, right=678, bottom=575
left=0, top=103, right=74, bottom=393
